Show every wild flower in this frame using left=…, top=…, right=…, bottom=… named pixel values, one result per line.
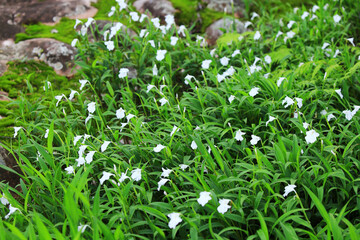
left=277, top=77, right=286, bottom=87
left=44, top=129, right=49, bottom=138
left=118, top=68, right=129, bottom=78
left=251, top=12, right=259, bottom=20
left=159, top=98, right=168, bottom=106
left=101, top=141, right=111, bottom=152
left=220, top=56, right=230, bottom=66
left=305, top=130, right=319, bottom=144
left=264, top=55, right=271, bottom=64
left=232, top=50, right=240, bottom=57
left=282, top=96, right=295, bottom=108
left=5, top=204, right=19, bottom=219
left=109, top=22, right=123, bottom=39
left=14, top=127, right=22, bottom=138
left=301, top=11, right=309, bottom=20
left=119, top=171, right=130, bottom=183
left=161, top=168, right=172, bottom=178
left=139, top=14, right=147, bottom=23
left=104, top=41, right=115, bottom=51
left=178, top=25, right=186, bottom=36
left=235, top=130, right=245, bottom=141
left=85, top=114, right=93, bottom=124
left=228, top=95, right=235, bottom=103
left=78, top=224, right=89, bottom=233
left=116, top=108, right=125, bottom=119
left=131, top=168, right=141, bottom=181
left=116, top=0, right=127, bottom=11
left=76, top=156, right=85, bottom=167
left=64, top=165, right=74, bottom=174
left=250, top=135, right=261, bottom=145
left=170, top=36, right=178, bottom=46
left=303, top=122, right=309, bottom=129
left=295, top=97, right=303, bottom=108
left=85, top=151, right=96, bottom=164
left=151, top=18, right=160, bottom=28
left=197, top=191, right=211, bottom=207
left=158, top=178, right=169, bottom=191
left=335, top=89, right=343, bottom=99
left=85, top=17, right=95, bottom=28
left=108, top=6, right=116, bottom=17
left=79, top=79, right=88, bottom=90
left=179, top=164, right=189, bottom=170
left=333, top=14, right=341, bottom=24
left=244, top=21, right=252, bottom=29
left=165, top=14, right=175, bottom=29
left=327, top=113, right=336, bottom=121
left=168, top=213, right=182, bottom=229
left=126, top=113, right=135, bottom=122
left=170, top=125, right=179, bottom=136
left=87, top=102, right=95, bottom=114
left=186, top=140, right=197, bottom=151
left=266, top=116, right=276, bottom=126
left=254, top=31, right=261, bottom=40
left=74, top=19, right=82, bottom=29
left=129, top=12, right=139, bottom=22
left=156, top=50, right=167, bottom=61
left=287, top=20, right=296, bottom=29
left=343, top=110, right=354, bottom=120
left=184, top=75, right=193, bottom=85
left=100, top=172, right=114, bottom=185
left=217, top=199, right=231, bottom=214
left=154, top=144, right=166, bottom=153
left=283, top=184, right=296, bottom=197
left=69, top=90, right=78, bottom=100
left=55, top=94, right=65, bottom=107
left=201, top=60, right=212, bottom=69
left=249, top=87, right=260, bottom=97
left=346, top=38, right=355, bottom=46
left=71, top=39, right=78, bottom=47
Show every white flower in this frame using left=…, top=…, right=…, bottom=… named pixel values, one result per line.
left=250, top=135, right=261, bottom=145
left=85, top=151, right=96, bottom=164
left=152, top=64, right=158, bottom=76
left=69, top=90, right=78, bottom=100
left=305, top=130, right=319, bottom=144
left=210, top=48, right=216, bottom=57
left=178, top=25, right=186, bottom=36
left=108, top=6, right=116, bottom=17
left=282, top=96, right=294, bottom=108
left=301, top=11, right=309, bottom=20
left=322, top=42, right=330, bottom=50
left=79, top=79, right=88, bottom=90
left=170, top=36, right=178, bottom=46
left=139, top=29, right=148, bottom=38
left=117, top=0, right=127, bottom=11
left=287, top=20, right=296, bottom=29
left=346, top=38, right=355, bottom=47
left=228, top=95, right=235, bottom=103
left=295, top=97, right=303, bottom=108
left=71, top=39, right=78, bottom=47
left=224, top=66, right=235, bottom=77
left=146, top=85, right=156, bottom=93
left=191, top=140, right=197, bottom=150
left=14, top=127, right=22, bottom=138
left=244, top=21, right=252, bottom=29
left=170, top=125, right=179, bottom=136
left=264, top=73, right=270, bottom=79
left=55, top=94, right=65, bottom=107
left=43, top=81, right=51, bottom=91
left=131, top=168, right=141, bottom=181
left=266, top=116, right=276, bottom=126
left=283, top=184, right=296, bottom=197
left=254, top=31, right=261, bottom=40
left=156, top=50, right=167, bottom=61
left=333, top=14, right=341, bottom=24
left=116, top=108, right=125, bottom=119
left=64, top=165, right=74, bottom=174
left=217, top=74, right=226, bottom=83
left=197, top=191, right=211, bottom=207
left=168, top=213, right=182, bottom=229
left=232, top=50, right=240, bottom=57
left=85, top=17, right=95, bottom=28
left=118, top=68, right=129, bottom=78
left=343, top=110, right=354, bottom=120
left=119, top=171, right=130, bottom=183
left=287, top=31, right=295, bottom=38
left=333, top=49, right=341, bottom=58
left=277, top=77, right=286, bottom=87
left=249, top=87, right=260, bottom=97
left=76, top=156, right=85, bottom=167
left=78, top=224, right=89, bottom=233
left=251, top=12, right=259, bottom=20
left=78, top=145, right=88, bottom=156
left=105, top=41, right=115, bottom=51
left=157, top=178, right=169, bottom=191
left=0, top=194, right=9, bottom=205
left=159, top=98, right=168, bottom=106
left=99, top=171, right=114, bottom=185
left=129, top=12, right=139, bottom=21
left=179, top=164, right=189, bottom=170
left=161, top=168, right=172, bottom=178
left=5, top=204, right=18, bottom=219
left=73, top=135, right=82, bottom=146
left=235, top=130, right=245, bottom=141
left=101, top=141, right=111, bottom=152
left=165, top=14, right=175, bottom=29
left=44, top=129, right=49, bottom=139
left=335, top=89, right=343, bottom=99
left=126, top=113, right=135, bottom=122
left=220, top=56, right=230, bottom=66
left=87, top=102, right=95, bottom=114
left=217, top=199, right=231, bottom=214
left=303, top=122, right=309, bottom=129
left=109, top=22, right=123, bottom=39
left=85, top=114, right=93, bottom=124
left=74, top=19, right=82, bottom=29
left=327, top=113, right=336, bottom=121
left=312, top=5, right=319, bottom=12
left=275, top=31, right=283, bottom=41
left=201, top=60, right=212, bottom=69
left=264, top=55, right=271, bottom=64
left=154, top=144, right=166, bottom=153
left=148, top=40, right=155, bottom=48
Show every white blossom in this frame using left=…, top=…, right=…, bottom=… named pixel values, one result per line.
left=104, top=41, right=115, bottom=51
left=249, top=87, right=260, bottom=97
left=346, top=38, right=355, bottom=47
left=277, top=77, right=286, bottom=87
left=235, top=130, right=245, bottom=141
left=159, top=98, right=168, bottom=106
left=264, top=55, right=271, bottom=64
left=156, top=50, right=167, bottom=61
left=87, top=102, right=96, bottom=114
left=232, top=50, right=240, bottom=57
left=116, top=108, right=125, bottom=119
left=71, top=39, right=78, bottom=47
left=266, top=116, right=276, bottom=126
left=85, top=151, right=96, bottom=164
left=287, top=20, right=296, bottom=29
left=101, top=141, right=111, bottom=152
left=170, top=125, right=179, bottom=136
left=217, top=199, right=231, bottom=214
left=301, top=11, right=309, bottom=20
left=99, top=171, right=114, bottom=185
left=44, top=129, right=49, bottom=139
left=250, top=135, right=261, bottom=145
left=69, top=90, right=78, bottom=100
left=333, top=14, right=341, bottom=24
left=64, top=165, right=74, bottom=174
left=228, top=95, right=235, bottom=103
left=335, top=89, right=343, bottom=99
left=282, top=96, right=294, bottom=108
left=158, top=178, right=169, bottom=191
left=154, top=144, right=166, bottom=153
left=76, top=156, right=85, bottom=167
left=5, top=204, right=18, bottom=219
left=343, top=110, right=354, bottom=120
left=305, top=130, right=319, bottom=144
left=131, top=168, right=142, bottom=181
left=118, top=68, right=129, bottom=78
left=254, top=31, right=261, bottom=40
left=201, top=60, right=212, bottom=69
left=129, top=12, right=139, bottom=21
left=295, top=97, right=303, bottom=108
left=170, top=36, right=178, bottom=46
left=168, top=213, right=182, bottom=229
left=179, top=164, right=189, bottom=170
left=220, top=56, right=230, bottom=66
left=191, top=140, right=197, bottom=150
left=197, top=191, right=211, bottom=207
left=79, top=79, right=88, bottom=90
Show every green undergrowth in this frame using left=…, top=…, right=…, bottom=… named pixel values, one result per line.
left=15, top=18, right=77, bottom=44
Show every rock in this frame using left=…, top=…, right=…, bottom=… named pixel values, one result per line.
left=202, top=0, right=244, bottom=15
left=0, top=0, right=98, bottom=41
left=205, top=18, right=245, bottom=45
left=133, top=0, right=176, bottom=19
left=0, top=145, right=20, bottom=188
left=0, top=38, right=76, bottom=76
left=0, top=91, right=10, bottom=101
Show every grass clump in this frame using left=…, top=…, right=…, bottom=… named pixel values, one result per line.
left=1, top=0, right=360, bottom=239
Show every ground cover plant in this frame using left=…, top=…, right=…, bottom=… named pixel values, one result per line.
left=1, top=0, right=360, bottom=239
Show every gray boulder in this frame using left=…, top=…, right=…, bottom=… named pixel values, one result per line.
left=133, top=0, right=176, bottom=19
left=205, top=18, right=245, bottom=45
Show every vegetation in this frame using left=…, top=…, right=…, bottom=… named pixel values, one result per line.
left=1, top=0, right=360, bottom=239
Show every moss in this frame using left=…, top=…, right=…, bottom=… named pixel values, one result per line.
left=92, top=0, right=118, bottom=20
left=15, top=18, right=77, bottom=45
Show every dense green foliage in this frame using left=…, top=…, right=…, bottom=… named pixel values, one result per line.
left=1, top=0, right=360, bottom=239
